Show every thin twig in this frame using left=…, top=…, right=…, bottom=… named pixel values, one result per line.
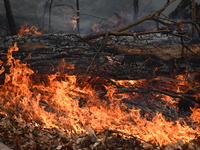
left=153, top=15, right=176, bottom=23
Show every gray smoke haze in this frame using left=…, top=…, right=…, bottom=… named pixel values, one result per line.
left=0, top=0, right=199, bottom=34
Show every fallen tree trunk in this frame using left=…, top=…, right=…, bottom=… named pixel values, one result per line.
left=0, top=34, right=199, bottom=81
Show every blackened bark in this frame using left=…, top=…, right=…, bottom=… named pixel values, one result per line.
left=3, top=0, right=17, bottom=35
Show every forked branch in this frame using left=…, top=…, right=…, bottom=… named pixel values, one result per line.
left=83, top=0, right=176, bottom=41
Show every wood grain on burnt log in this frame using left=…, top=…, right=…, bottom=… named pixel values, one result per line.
left=115, top=45, right=200, bottom=60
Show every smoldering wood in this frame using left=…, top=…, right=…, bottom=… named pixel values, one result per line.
left=83, top=17, right=199, bottom=42
left=82, top=0, right=200, bottom=49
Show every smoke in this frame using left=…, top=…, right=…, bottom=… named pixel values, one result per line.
left=0, top=0, right=199, bottom=34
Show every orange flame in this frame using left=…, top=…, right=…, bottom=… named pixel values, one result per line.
left=0, top=44, right=199, bottom=146
left=70, top=20, right=77, bottom=30
left=92, top=24, right=100, bottom=32
left=190, top=107, right=200, bottom=132
left=18, top=23, right=42, bottom=37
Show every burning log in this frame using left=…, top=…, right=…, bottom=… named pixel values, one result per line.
left=0, top=33, right=199, bottom=80
left=0, top=32, right=200, bottom=148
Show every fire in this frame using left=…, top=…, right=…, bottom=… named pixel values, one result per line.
left=190, top=107, right=200, bottom=132
left=92, top=24, right=100, bottom=32
left=176, top=20, right=187, bottom=31
left=18, top=23, right=42, bottom=37
left=91, top=12, right=133, bottom=32
left=0, top=43, right=199, bottom=146
left=70, top=20, right=77, bottom=30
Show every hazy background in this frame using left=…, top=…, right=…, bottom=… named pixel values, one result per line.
left=0, top=0, right=199, bottom=34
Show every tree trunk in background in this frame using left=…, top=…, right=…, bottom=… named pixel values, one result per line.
left=3, top=0, right=17, bottom=35
left=133, top=0, right=139, bottom=21
left=48, top=0, right=53, bottom=32
left=76, top=0, right=80, bottom=34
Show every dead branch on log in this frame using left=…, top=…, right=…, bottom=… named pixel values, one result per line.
left=179, top=21, right=200, bottom=36
left=183, top=44, right=200, bottom=57
left=84, top=31, right=110, bottom=74
left=153, top=16, right=200, bottom=36
left=114, top=0, right=176, bottom=32
left=95, top=31, right=110, bottom=72
left=83, top=0, right=176, bottom=41
left=85, top=31, right=119, bottom=87
left=65, top=33, right=118, bottom=87
left=82, top=0, right=199, bottom=50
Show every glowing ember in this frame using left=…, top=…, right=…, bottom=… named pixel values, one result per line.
left=0, top=44, right=199, bottom=146
left=190, top=107, right=200, bottom=132
left=18, top=23, right=42, bottom=37
left=92, top=24, right=100, bottom=32
left=70, top=20, right=77, bottom=30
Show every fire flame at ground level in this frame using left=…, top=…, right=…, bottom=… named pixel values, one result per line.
left=0, top=43, right=200, bottom=147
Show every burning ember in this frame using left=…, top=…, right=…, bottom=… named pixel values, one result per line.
left=18, top=23, right=42, bottom=37
left=92, top=24, right=100, bottom=33
left=0, top=42, right=199, bottom=149
left=70, top=19, right=77, bottom=30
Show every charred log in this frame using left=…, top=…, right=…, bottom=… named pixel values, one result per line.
left=0, top=34, right=199, bottom=79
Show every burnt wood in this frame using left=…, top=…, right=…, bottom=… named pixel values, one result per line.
left=0, top=34, right=199, bottom=81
